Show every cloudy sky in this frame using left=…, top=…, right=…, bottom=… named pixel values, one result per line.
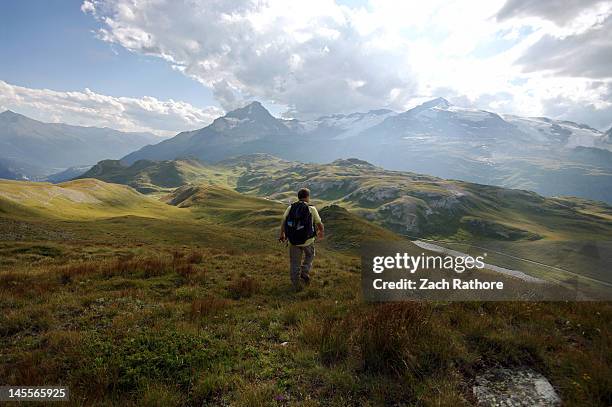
left=1, top=0, right=611, bottom=135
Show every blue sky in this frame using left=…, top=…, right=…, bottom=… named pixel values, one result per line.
left=0, top=0, right=610, bottom=134
left=0, top=1, right=215, bottom=108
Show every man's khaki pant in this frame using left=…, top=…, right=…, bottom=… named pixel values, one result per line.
left=289, top=244, right=315, bottom=289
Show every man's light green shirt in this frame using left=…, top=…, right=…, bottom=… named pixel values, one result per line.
left=281, top=202, right=322, bottom=247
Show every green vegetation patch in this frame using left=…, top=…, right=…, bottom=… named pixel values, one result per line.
left=80, top=330, right=222, bottom=389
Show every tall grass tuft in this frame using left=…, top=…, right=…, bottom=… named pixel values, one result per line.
left=319, top=318, right=351, bottom=365
left=56, top=254, right=198, bottom=280
left=186, top=251, right=204, bottom=264
left=358, top=303, right=432, bottom=375
left=227, top=275, right=259, bottom=299
left=190, top=297, right=230, bottom=320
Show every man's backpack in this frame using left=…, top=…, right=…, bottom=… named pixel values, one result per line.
left=284, top=201, right=316, bottom=245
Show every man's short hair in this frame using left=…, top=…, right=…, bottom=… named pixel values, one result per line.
left=297, top=188, right=310, bottom=200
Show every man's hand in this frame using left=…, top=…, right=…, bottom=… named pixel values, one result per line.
left=279, top=231, right=286, bottom=242
left=316, top=223, right=324, bottom=240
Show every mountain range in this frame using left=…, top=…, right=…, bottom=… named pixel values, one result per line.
left=0, top=110, right=161, bottom=180
left=122, top=99, right=612, bottom=202
left=2, top=100, right=611, bottom=202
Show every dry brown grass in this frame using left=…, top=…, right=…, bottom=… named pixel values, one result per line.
left=0, top=271, right=59, bottom=299
left=358, top=303, right=434, bottom=374
left=186, top=251, right=204, bottom=264
left=174, top=262, right=195, bottom=278
left=227, top=275, right=260, bottom=299
left=190, top=296, right=230, bottom=320
left=2, top=234, right=611, bottom=406
left=319, top=317, right=352, bottom=366
left=55, top=253, right=204, bottom=281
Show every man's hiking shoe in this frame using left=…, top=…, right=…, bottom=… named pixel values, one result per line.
left=300, top=273, right=310, bottom=285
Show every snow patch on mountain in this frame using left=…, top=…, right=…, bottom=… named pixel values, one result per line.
left=503, top=115, right=611, bottom=150
left=444, top=105, right=495, bottom=122
left=291, top=109, right=397, bottom=139
left=414, top=102, right=503, bottom=124
left=328, top=110, right=397, bottom=139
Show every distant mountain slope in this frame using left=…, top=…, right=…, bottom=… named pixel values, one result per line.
left=83, top=154, right=612, bottom=243
left=357, top=97, right=610, bottom=151
left=0, top=110, right=161, bottom=179
left=122, top=101, right=294, bottom=164
left=77, top=158, right=233, bottom=193
left=0, top=159, right=22, bottom=180
left=222, top=155, right=612, bottom=241
left=120, top=100, right=612, bottom=202
left=284, top=108, right=397, bottom=139
left=0, top=156, right=48, bottom=181
left=46, top=166, right=93, bottom=183
left=348, top=98, right=612, bottom=201
left=0, top=178, right=180, bottom=220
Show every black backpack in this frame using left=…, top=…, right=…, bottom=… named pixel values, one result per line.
left=284, top=201, right=316, bottom=245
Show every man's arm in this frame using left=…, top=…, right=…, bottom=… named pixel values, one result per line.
left=279, top=206, right=290, bottom=241
left=311, top=207, right=324, bottom=240
left=316, top=222, right=325, bottom=240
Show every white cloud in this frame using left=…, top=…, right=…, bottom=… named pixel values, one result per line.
left=0, top=80, right=223, bottom=136
left=497, top=0, right=611, bottom=29
left=79, top=0, right=612, bottom=128
left=82, top=0, right=419, bottom=118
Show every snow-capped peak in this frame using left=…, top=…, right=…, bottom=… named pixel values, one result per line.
left=225, top=101, right=273, bottom=121
left=419, top=97, right=451, bottom=109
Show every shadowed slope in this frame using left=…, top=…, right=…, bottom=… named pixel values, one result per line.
left=319, top=204, right=404, bottom=252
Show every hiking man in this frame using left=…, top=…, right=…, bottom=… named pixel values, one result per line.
left=279, top=188, right=324, bottom=290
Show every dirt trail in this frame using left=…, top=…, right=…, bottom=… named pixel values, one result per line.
left=414, top=239, right=612, bottom=289
left=413, top=240, right=546, bottom=283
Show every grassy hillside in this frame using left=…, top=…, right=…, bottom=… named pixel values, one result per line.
left=0, top=178, right=185, bottom=220
left=318, top=204, right=404, bottom=252
left=229, top=156, right=612, bottom=285
left=76, top=154, right=612, bottom=285
left=165, top=184, right=284, bottom=229
left=77, top=159, right=237, bottom=194
left=164, top=185, right=406, bottom=253
left=1, top=177, right=611, bottom=406
left=81, top=154, right=612, bottom=241
left=219, top=155, right=612, bottom=241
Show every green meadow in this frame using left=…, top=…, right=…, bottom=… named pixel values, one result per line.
left=1, top=166, right=611, bottom=405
